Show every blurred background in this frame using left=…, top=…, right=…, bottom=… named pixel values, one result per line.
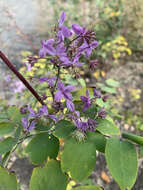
left=0, top=0, right=143, bottom=189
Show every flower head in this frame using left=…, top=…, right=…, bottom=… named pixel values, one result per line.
left=21, top=117, right=36, bottom=131
left=98, top=107, right=106, bottom=119
left=80, top=89, right=91, bottom=112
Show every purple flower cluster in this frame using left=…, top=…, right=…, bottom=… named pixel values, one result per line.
left=21, top=105, right=58, bottom=131
left=20, top=12, right=107, bottom=133
left=39, top=12, right=98, bottom=68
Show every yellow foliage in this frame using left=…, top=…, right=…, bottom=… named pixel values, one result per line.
left=20, top=51, right=32, bottom=57
left=66, top=180, right=76, bottom=190
left=102, top=35, right=132, bottom=62
left=93, top=71, right=100, bottom=79
left=128, top=88, right=141, bottom=100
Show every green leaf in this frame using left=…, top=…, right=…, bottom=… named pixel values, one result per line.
left=78, top=78, right=86, bottom=87
left=25, top=133, right=59, bottom=164
left=122, top=132, right=143, bottom=146
left=54, top=120, right=75, bottom=139
left=105, top=137, right=138, bottom=190
left=0, top=137, right=15, bottom=155
left=97, top=119, right=120, bottom=135
left=105, top=78, right=120, bottom=88
left=96, top=99, right=109, bottom=109
left=0, top=122, right=15, bottom=136
left=139, top=145, right=143, bottom=158
left=13, top=125, right=22, bottom=143
left=87, top=132, right=107, bottom=153
left=72, top=185, right=102, bottom=190
left=35, top=120, right=51, bottom=131
left=102, top=86, right=116, bottom=94
left=30, top=160, right=68, bottom=190
left=7, top=106, right=22, bottom=124
left=61, top=138, right=96, bottom=181
left=0, top=167, right=18, bottom=190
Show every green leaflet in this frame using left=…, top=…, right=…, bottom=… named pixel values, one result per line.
left=61, top=138, right=96, bottom=181
left=105, top=137, right=138, bottom=190
left=30, top=160, right=68, bottom=190
left=25, top=133, right=59, bottom=164
left=0, top=122, right=15, bottom=136
left=0, top=167, right=18, bottom=190
left=54, top=120, right=75, bottom=139
left=97, top=118, right=120, bottom=135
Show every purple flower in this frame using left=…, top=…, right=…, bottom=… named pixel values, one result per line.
left=39, top=39, right=55, bottom=58
left=98, top=107, right=106, bottom=119
left=80, top=89, right=91, bottom=112
left=25, top=62, right=32, bottom=72
left=102, top=95, right=108, bottom=102
left=21, top=117, right=36, bottom=131
left=93, top=89, right=101, bottom=98
left=89, top=59, right=98, bottom=70
left=75, top=119, right=89, bottom=132
left=72, top=24, right=85, bottom=35
left=39, top=76, right=57, bottom=87
left=20, top=106, right=28, bottom=114
left=38, top=105, right=58, bottom=123
left=79, top=40, right=98, bottom=58
left=58, top=11, right=66, bottom=27
left=55, top=81, right=75, bottom=101
left=5, top=75, right=11, bottom=82
left=27, top=106, right=38, bottom=117
left=55, top=81, right=75, bottom=112
left=38, top=105, right=49, bottom=116
left=57, top=12, right=72, bottom=42
left=66, top=99, right=75, bottom=112
left=13, top=81, right=25, bottom=93
left=61, top=53, right=84, bottom=67
left=88, top=119, right=98, bottom=131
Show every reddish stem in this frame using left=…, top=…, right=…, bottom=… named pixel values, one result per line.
left=0, top=50, right=45, bottom=105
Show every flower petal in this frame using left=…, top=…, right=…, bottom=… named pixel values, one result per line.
left=58, top=11, right=66, bottom=27
left=61, top=26, right=72, bottom=38
left=21, top=117, right=28, bottom=129
left=72, top=24, right=85, bottom=35
left=66, top=100, right=75, bottom=112
left=80, top=96, right=88, bottom=102
left=29, top=120, right=36, bottom=131
left=65, top=85, right=75, bottom=92
left=55, top=91, right=63, bottom=102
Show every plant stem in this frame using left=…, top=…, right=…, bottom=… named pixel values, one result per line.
left=0, top=50, right=45, bottom=105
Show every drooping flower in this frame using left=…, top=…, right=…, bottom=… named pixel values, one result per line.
left=5, top=75, right=11, bottom=82
left=55, top=81, right=75, bottom=112
left=58, top=11, right=66, bottom=27
left=39, top=39, right=55, bottom=58
left=89, top=59, right=98, bottom=70
left=75, top=119, right=89, bottom=132
left=79, top=40, right=98, bottom=58
left=80, top=89, right=91, bottom=112
left=21, top=117, right=36, bottom=131
left=57, top=12, right=72, bottom=43
left=98, top=107, right=106, bottom=119
left=13, top=81, right=25, bottom=93
left=72, top=24, right=85, bottom=36
left=55, top=81, right=75, bottom=101
left=38, top=105, right=58, bottom=123
left=93, top=89, right=101, bottom=98
left=87, top=119, right=98, bottom=131
left=102, top=95, right=108, bottom=102
left=39, top=76, right=57, bottom=87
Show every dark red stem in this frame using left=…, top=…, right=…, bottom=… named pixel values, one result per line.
left=0, top=50, right=45, bottom=105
